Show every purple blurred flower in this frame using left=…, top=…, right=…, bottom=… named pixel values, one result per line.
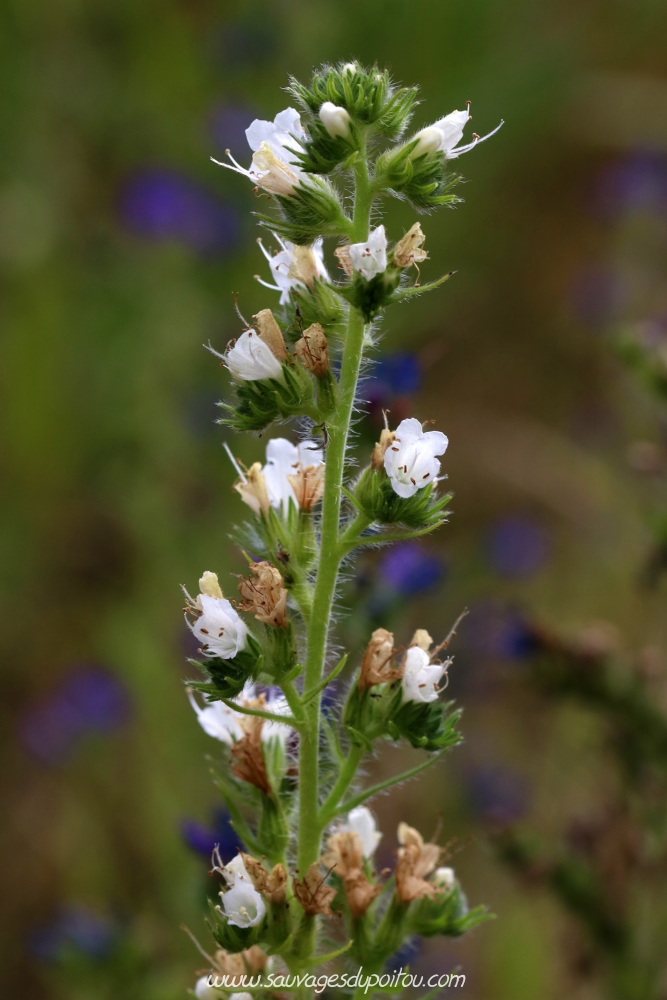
left=378, top=542, right=444, bottom=596
left=466, top=600, right=534, bottom=660
left=119, top=170, right=240, bottom=255
left=487, top=515, right=550, bottom=578
left=595, top=152, right=667, bottom=217
left=465, top=765, right=529, bottom=825
left=207, top=103, right=258, bottom=158
left=180, top=807, right=241, bottom=861
left=30, top=904, right=116, bottom=962
left=20, top=666, right=130, bottom=764
left=569, top=265, right=625, bottom=328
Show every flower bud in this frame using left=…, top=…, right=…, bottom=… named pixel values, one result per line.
left=411, top=126, right=444, bottom=157
left=319, top=101, right=352, bottom=140
left=253, top=308, right=288, bottom=361
left=359, top=628, right=401, bottom=689
left=237, top=561, right=288, bottom=629
left=371, top=428, right=396, bottom=470
left=294, top=322, right=330, bottom=377
left=233, top=462, right=271, bottom=516
left=393, top=222, right=428, bottom=269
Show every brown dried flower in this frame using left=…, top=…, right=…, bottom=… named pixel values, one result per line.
left=212, top=945, right=268, bottom=977
left=241, top=854, right=288, bottom=904
left=294, top=323, right=330, bottom=377
left=371, top=428, right=396, bottom=470
left=287, top=463, right=325, bottom=512
left=233, top=462, right=271, bottom=516
left=358, top=628, right=401, bottom=690
left=293, top=863, right=338, bottom=916
left=237, top=560, right=288, bottom=629
left=392, top=223, right=428, bottom=269
left=394, top=823, right=442, bottom=903
left=322, top=830, right=364, bottom=877
left=410, top=628, right=433, bottom=652
left=231, top=715, right=270, bottom=794
left=253, top=308, right=288, bottom=361
left=334, top=244, right=354, bottom=277
left=343, top=868, right=382, bottom=918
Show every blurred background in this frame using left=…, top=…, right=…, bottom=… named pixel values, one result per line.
left=2, top=0, right=667, bottom=997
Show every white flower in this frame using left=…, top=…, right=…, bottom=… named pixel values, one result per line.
left=319, top=101, right=351, bottom=139
left=383, top=417, right=448, bottom=498
left=213, top=107, right=306, bottom=195
left=342, top=806, right=382, bottom=859
left=188, top=682, right=293, bottom=748
left=256, top=236, right=328, bottom=305
left=432, top=866, right=456, bottom=893
left=220, top=329, right=284, bottom=381
left=220, top=853, right=251, bottom=885
left=221, top=875, right=266, bottom=928
left=348, top=225, right=387, bottom=281
left=188, top=691, right=244, bottom=746
left=401, top=646, right=446, bottom=704
left=412, top=104, right=503, bottom=160
left=262, top=438, right=324, bottom=512
left=187, top=591, right=248, bottom=660
left=194, top=975, right=222, bottom=999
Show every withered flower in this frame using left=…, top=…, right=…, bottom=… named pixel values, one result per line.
left=393, top=222, right=428, bottom=269
left=287, top=462, right=325, bottom=512
left=394, top=822, right=443, bottom=903
left=231, top=715, right=271, bottom=794
left=241, top=854, right=288, bottom=905
left=211, top=944, right=268, bottom=977
left=253, top=308, right=288, bottom=361
left=343, top=868, right=382, bottom=918
left=294, top=323, right=330, bottom=377
left=233, top=461, right=271, bottom=516
left=410, top=628, right=433, bottom=652
left=371, top=428, right=397, bottom=470
left=334, top=244, right=354, bottom=277
left=358, top=628, right=401, bottom=690
left=293, top=863, right=337, bottom=916
left=322, top=830, right=364, bottom=877
left=237, top=560, right=288, bottom=629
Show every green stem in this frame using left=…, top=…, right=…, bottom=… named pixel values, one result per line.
left=295, top=145, right=373, bottom=965
left=319, top=744, right=365, bottom=824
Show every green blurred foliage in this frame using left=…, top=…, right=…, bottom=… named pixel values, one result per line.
left=2, top=0, right=667, bottom=997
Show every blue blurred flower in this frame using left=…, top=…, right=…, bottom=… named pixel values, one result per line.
left=20, top=665, right=130, bottom=764
left=595, top=152, right=667, bottom=217
left=180, top=806, right=241, bottom=861
left=118, top=170, right=240, bottom=255
left=378, top=542, right=444, bottom=596
left=466, top=600, right=534, bottom=660
left=487, top=514, right=551, bottom=578
left=362, top=352, right=422, bottom=402
left=464, top=765, right=529, bottom=825
left=30, top=904, right=116, bottom=962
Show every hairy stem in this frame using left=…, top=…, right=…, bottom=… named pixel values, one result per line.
left=294, top=146, right=372, bottom=963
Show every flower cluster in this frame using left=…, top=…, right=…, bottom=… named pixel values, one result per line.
left=179, top=61, right=499, bottom=994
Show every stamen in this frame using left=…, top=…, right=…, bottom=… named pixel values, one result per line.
left=223, top=442, right=247, bottom=483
